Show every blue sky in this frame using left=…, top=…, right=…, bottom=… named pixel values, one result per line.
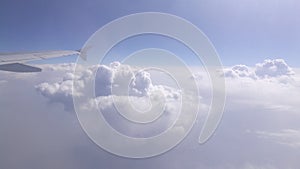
left=1, top=1, right=300, bottom=168
left=1, top=0, right=300, bottom=66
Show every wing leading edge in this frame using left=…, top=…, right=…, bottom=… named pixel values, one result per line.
left=0, top=50, right=80, bottom=72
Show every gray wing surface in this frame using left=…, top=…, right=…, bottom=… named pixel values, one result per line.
left=0, top=50, right=80, bottom=72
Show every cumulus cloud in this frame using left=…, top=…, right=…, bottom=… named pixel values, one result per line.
left=255, top=59, right=295, bottom=78
left=130, top=71, right=153, bottom=96
left=223, top=59, right=295, bottom=81
left=36, top=81, right=74, bottom=111
left=37, top=59, right=296, bottom=115
left=35, top=62, right=202, bottom=139
left=35, top=62, right=186, bottom=112
left=223, top=64, right=257, bottom=79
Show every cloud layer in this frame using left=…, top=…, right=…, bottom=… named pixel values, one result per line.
left=1, top=59, right=300, bottom=169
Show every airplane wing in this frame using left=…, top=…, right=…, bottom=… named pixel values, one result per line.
left=0, top=50, right=80, bottom=72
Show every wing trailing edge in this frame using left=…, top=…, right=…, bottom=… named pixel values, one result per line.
left=0, top=63, right=42, bottom=72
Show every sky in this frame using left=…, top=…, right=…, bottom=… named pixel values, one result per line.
left=1, top=1, right=300, bottom=169
left=1, top=0, right=300, bottom=66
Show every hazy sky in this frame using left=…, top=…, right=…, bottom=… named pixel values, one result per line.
left=1, top=0, right=300, bottom=66
left=1, top=1, right=300, bottom=169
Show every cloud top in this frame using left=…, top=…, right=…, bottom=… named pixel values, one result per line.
left=223, top=59, right=295, bottom=80
left=255, top=59, right=294, bottom=78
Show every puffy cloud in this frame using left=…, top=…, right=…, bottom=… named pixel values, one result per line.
left=36, top=81, right=74, bottom=111
left=35, top=59, right=300, bottom=126
left=35, top=62, right=183, bottom=112
left=223, top=65, right=257, bottom=79
left=35, top=62, right=124, bottom=110
left=255, top=59, right=295, bottom=78
left=223, top=59, right=295, bottom=81
left=95, top=64, right=115, bottom=96
left=130, top=71, right=153, bottom=96
left=34, top=62, right=207, bottom=141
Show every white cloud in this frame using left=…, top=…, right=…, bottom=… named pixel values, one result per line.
left=223, top=64, right=257, bottom=79
left=254, top=129, right=300, bottom=148
left=35, top=62, right=183, bottom=111
left=255, top=59, right=295, bottom=78
left=36, top=81, right=74, bottom=111
left=81, top=95, right=182, bottom=138
left=130, top=71, right=153, bottom=96
left=223, top=59, right=295, bottom=83
left=1, top=58, right=300, bottom=169
left=37, top=59, right=296, bottom=116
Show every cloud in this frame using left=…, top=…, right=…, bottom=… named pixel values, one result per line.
left=35, top=59, right=298, bottom=115
left=204, top=163, right=278, bottom=169
left=81, top=95, right=182, bottom=138
left=223, top=64, right=257, bottom=79
left=0, top=80, right=7, bottom=85
left=223, top=59, right=295, bottom=82
left=35, top=62, right=203, bottom=139
left=130, top=71, right=153, bottom=96
left=1, top=58, right=300, bottom=169
left=254, top=129, right=300, bottom=148
left=36, top=81, right=74, bottom=111
left=36, top=62, right=184, bottom=111
left=239, top=163, right=277, bottom=169
left=255, top=59, right=295, bottom=78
